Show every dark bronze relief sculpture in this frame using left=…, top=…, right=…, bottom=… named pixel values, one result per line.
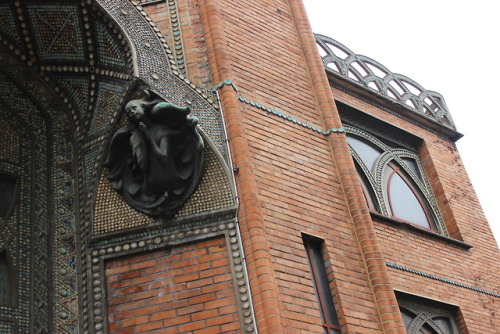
left=104, top=89, right=204, bottom=217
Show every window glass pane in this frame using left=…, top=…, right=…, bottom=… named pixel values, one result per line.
left=344, top=125, right=445, bottom=235
left=310, top=245, right=340, bottom=328
left=400, top=308, right=416, bottom=328
left=419, top=323, right=438, bottom=334
left=303, top=236, right=341, bottom=332
left=387, top=168, right=432, bottom=229
left=355, top=167, right=377, bottom=211
left=401, top=157, right=422, bottom=181
left=347, top=135, right=382, bottom=172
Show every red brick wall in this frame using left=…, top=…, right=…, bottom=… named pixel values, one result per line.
left=142, top=2, right=173, bottom=48
left=105, top=237, right=241, bottom=333
left=178, top=0, right=212, bottom=86
left=332, top=86, right=500, bottom=333
left=144, top=0, right=211, bottom=88
left=236, top=103, right=383, bottom=332
left=143, top=1, right=212, bottom=87
left=195, top=0, right=401, bottom=331
left=139, top=0, right=500, bottom=332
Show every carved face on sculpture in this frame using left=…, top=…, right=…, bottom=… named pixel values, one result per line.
left=125, top=100, right=146, bottom=122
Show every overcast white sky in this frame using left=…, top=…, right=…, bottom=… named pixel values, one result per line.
left=304, top=0, right=500, bottom=246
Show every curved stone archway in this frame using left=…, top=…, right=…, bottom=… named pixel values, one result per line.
left=0, top=1, right=238, bottom=333
left=0, top=46, right=77, bottom=333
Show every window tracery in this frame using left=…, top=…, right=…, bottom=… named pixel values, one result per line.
left=345, top=125, right=446, bottom=234
left=398, top=298, right=459, bottom=334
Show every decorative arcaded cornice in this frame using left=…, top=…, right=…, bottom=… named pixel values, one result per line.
left=315, top=34, right=455, bottom=130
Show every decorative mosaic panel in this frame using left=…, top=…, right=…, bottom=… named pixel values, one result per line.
left=52, top=75, right=91, bottom=123
left=88, top=81, right=126, bottom=137
left=0, top=48, right=77, bottom=333
left=0, top=4, right=25, bottom=53
left=0, top=67, right=50, bottom=332
left=1, top=1, right=238, bottom=333
left=27, top=5, right=86, bottom=62
left=94, top=134, right=236, bottom=234
left=0, top=97, right=49, bottom=334
left=0, top=320, right=17, bottom=333
left=0, top=115, right=18, bottom=164
left=94, top=17, right=130, bottom=69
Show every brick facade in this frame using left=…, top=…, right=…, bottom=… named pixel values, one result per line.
left=106, top=237, right=241, bottom=333
left=103, top=0, right=499, bottom=332
left=0, top=0, right=497, bottom=333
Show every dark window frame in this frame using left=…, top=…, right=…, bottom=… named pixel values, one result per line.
left=396, top=292, right=460, bottom=334
left=302, top=234, right=341, bottom=334
left=345, top=126, right=447, bottom=236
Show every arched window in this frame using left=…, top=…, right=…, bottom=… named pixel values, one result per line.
left=355, top=164, right=379, bottom=211
left=346, top=126, right=445, bottom=234
left=302, top=234, right=341, bottom=334
left=399, top=306, right=458, bottom=334
left=384, top=163, right=435, bottom=230
left=398, top=294, right=460, bottom=334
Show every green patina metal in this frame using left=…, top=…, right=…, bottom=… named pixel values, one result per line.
left=214, top=80, right=345, bottom=136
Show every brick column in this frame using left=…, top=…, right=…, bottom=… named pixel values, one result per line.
left=288, top=1, right=407, bottom=333
left=198, top=0, right=286, bottom=332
